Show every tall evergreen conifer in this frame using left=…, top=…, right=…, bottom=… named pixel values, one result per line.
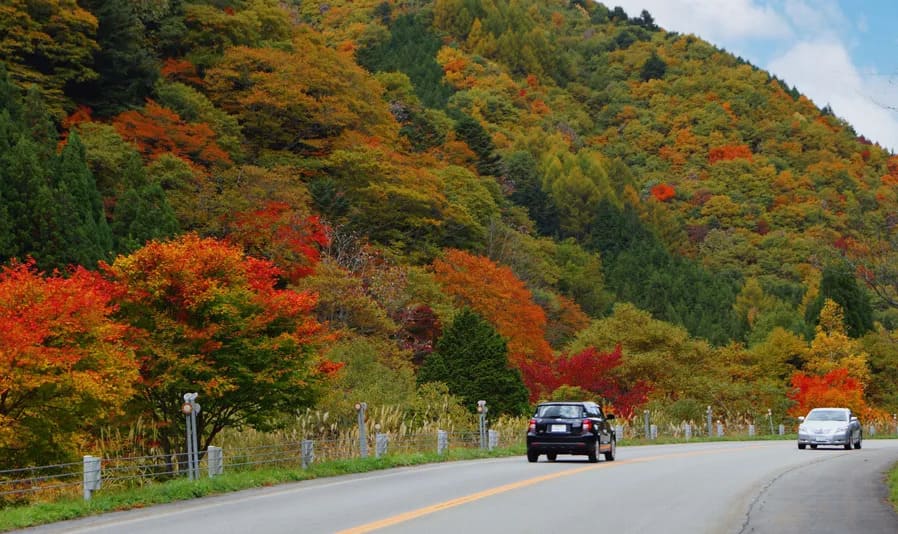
left=54, top=130, right=113, bottom=266
left=112, top=183, right=179, bottom=253
left=453, top=114, right=504, bottom=177
left=807, top=261, right=874, bottom=338
left=74, top=0, right=159, bottom=116
left=418, top=308, right=530, bottom=416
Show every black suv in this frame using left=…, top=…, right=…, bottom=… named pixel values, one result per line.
left=526, top=401, right=616, bottom=463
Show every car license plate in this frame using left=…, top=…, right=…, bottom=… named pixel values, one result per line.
left=550, top=424, right=567, bottom=433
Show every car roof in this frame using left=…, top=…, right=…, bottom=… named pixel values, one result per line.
left=537, top=401, right=596, bottom=406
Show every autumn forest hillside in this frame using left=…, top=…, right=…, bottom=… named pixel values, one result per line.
left=3, top=0, right=898, bottom=466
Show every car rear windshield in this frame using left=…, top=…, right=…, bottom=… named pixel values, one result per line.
left=537, top=405, right=584, bottom=418
left=806, top=410, right=847, bottom=422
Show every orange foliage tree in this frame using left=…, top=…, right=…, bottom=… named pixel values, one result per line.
left=160, top=58, right=203, bottom=87
left=708, top=144, right=753, bottom=164
left=787, top=368, right=876, bottom=419
left=433, top=249, right=553, bottom=367
left=112, top=99, right=232, bottom=170
left=203, top=30, right=397, bottom=156
left=103, top=234, right=337, bottom=458
left=0, top=260, right=137, bottom=464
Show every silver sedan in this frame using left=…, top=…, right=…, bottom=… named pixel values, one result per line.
left=797, top=407, right=862, bottom=450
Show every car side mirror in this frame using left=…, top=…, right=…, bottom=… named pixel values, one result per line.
left=850, top=416, right=858, bottom=422
left=797, top=416, right=805, bottom=422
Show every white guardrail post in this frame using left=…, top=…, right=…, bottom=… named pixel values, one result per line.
left=375, top=433, right=388, bottom=458
left=437, top=430, right=448, bottom=455
left=207, top=446, right=223, bottom=478
left=83, top=455, right=101, bottom=501
left=301, top=439, right=314, bottom=468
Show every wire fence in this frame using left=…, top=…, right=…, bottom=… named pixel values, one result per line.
left=0, top=462, right=83, bottom=504
left=0, top=429, right=511, bottom=507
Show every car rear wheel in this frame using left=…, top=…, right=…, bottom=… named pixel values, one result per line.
left=587, top=441, right=598, bottom=463
left=527, top=450, right=539, bottom=463
left=798, top=443, right=806, bottom=449
left=604, top=439, right=616, bottom=462
left=547, top=453, right=557, bottom=462
left=810, top=444, right=818, bottom=449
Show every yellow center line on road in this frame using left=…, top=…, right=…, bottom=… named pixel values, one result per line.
left=336, top=443, right=772, bottom=533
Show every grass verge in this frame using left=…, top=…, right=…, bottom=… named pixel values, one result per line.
left=889, top=462, right=898, bottom=512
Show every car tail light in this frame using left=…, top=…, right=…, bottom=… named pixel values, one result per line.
left=582, top=419, right=592, bottom=432
left=528, top=418, right=536, bottom=432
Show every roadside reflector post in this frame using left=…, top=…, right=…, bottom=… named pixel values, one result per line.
left=182, top=392, right=201, bottom=480
left=477, top=401, right=488, bottom=450
left=706, top=406, right=713, bottom=437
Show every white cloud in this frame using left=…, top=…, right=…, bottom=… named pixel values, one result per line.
left=782, top=0, right=844, bottom=37
left=608, top=0, right=792, bottom=42
left=767, top=41, right=898, bottom=151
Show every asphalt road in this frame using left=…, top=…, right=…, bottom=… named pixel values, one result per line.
left=22, top=440, right=898, bottom=534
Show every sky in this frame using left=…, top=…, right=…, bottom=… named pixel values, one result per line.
left=606, top=0, right=898, bottom=152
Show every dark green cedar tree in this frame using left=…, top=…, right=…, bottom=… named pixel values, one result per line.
left=418, top=308, right=530, bottom=416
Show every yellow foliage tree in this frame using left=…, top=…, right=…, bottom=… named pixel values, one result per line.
left=805, top=299, right=871, bottom=385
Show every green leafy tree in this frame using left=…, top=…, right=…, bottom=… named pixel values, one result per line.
left=111, top=182, right=179, bottom=253
left=507, top=150, right=560, bottom=236
left=356, top=13, right=453, bottom=108
left=75, top=121, right=148, bottom=199
left=553, top=239, right=608, bottom=316
left=453, top=113, right=503, bottom=177
left=418, top=308, right=530, bottom=416
left=0, top=0, right=99, bottom=116
left=590, top=201, right=740, bottom=344
left=806, top=261, right=873, bottom=338
left=104, top=234, right=334, bottom=459
left=640, top=52, right=667, bottom=81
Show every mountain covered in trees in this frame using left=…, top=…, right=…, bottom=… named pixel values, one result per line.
left=3, top=0, right=898, bottom=466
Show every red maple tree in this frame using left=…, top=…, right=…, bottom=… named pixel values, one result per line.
left=520, top=345, right=651, bottom=418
